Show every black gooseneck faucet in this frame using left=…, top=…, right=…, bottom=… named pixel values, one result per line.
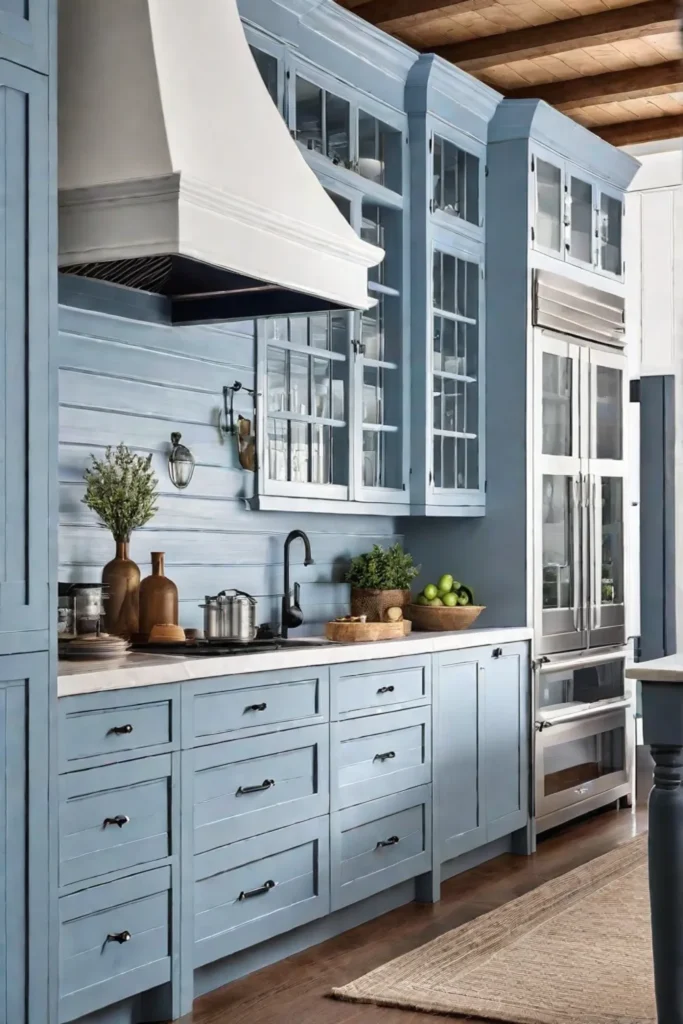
left=281, top=530, right=314, bottom=638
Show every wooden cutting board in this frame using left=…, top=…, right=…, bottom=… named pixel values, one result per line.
left=325, top=619, right=411, bottom=643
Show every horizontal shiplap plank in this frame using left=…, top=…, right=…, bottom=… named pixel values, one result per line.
left=60, top=485, right=397, bottom=536
left=59, top=526, right=401, bottom=568
left=59, top=304, right=254, bottom=368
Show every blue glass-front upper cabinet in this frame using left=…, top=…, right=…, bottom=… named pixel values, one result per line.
left=243, top=7, right=413, bottom=513
left=406, top=55, right=501, bottom=516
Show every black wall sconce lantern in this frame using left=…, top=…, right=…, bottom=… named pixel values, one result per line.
left=168, top=432, right=195, bottom=489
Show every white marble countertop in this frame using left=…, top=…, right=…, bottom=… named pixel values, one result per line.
left=626, top=654, right=683, bottom=683
left=58, top=625, right=533, bottom=698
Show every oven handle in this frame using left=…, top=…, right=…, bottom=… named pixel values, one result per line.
left=535, top=696, right=632, bottom=729
left=537, top=649, right=628, bottom=674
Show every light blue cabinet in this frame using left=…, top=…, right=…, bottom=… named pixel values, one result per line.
left=0, top=60, right=50, bottom=652
left=57, top=639, right=530, bottom=1021
left=406, top=55, right=500, bottom=517
left=434, top=642, right=529, bottom=864
left=0, top=652, right=50, bottom=1024
left=0, top=0, right=48, bottom=73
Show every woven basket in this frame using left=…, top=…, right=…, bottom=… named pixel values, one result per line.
left=350, top=588, right=410, bottom=623
left=405, top=604, right=485, bottom=632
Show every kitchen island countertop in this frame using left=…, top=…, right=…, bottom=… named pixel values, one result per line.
left=58, top=625, right=533, bottom=697
left=625, top=655, right=683, bottom=683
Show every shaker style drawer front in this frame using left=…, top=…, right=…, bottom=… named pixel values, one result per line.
left=331, top=656, right=430, bottom=719
left=194, top=816, right=329, bottom=967
left=61, top=697, right=173, bottom=767
left=331, top=786, right=431, bottom=911
left=190, top=668, right=328, bottom=743
left=59, top=755, right=172, bottom=887
left=58, top=867, right=171, bottom=1024
left=332, top=707, right=431, bottom=810
left=194, top=725, right=329, bottom=851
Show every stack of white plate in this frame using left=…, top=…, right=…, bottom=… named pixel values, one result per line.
left=60, top=634, right=131, bottom=660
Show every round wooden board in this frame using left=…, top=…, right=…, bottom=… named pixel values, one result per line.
left=325, top=619, right=409, bottom=643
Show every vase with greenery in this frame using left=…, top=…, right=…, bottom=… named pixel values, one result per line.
left=83, top=444, right=159, bottom=637
left=345, top=543, right=420, bottom=622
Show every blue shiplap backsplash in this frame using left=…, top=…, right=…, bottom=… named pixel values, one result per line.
left=57, top=278, right=401, bottom=633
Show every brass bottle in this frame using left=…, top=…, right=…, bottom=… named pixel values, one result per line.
left=139, top=552, right=179, bottom=637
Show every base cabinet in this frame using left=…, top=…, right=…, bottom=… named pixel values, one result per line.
left=434, top=643, right=529, bottom=864
left=58, top=640, right=530, bottom=1023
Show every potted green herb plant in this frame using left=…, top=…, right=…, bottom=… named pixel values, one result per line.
left=83, top=444, right=159, bottom=637
left=345, top=543, right=420, bottom=622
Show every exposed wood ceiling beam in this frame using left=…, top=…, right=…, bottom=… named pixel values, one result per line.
left=433, top=0, right=679, bottom=72
left=593, top=113, right=683, bottom=145
left=507, top=60, right=683, bottom=110
left=351, top=0, right=499, bottom=27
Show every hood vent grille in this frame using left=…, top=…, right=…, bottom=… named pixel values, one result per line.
left=66, top=256, right=174, bottom=293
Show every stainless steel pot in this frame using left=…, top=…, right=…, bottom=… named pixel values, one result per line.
left=199, top=589, right=257, bottom=642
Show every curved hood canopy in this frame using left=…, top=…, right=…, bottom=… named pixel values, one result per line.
left=57, top=0, right=383, bottom=323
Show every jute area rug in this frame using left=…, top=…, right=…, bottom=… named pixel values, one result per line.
left=332, top=834, right=656, bottom=1024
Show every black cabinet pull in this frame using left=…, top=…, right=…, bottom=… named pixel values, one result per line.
left=245, top=702, right=267, bottom=712
left=376, top=835, right=400, bottom=849
left=103, top=814, right=130, bottom=828
left=373, top=751, right=396, bottom=762
left=377, top=685, right=395, bottom=694
left=238, top=880, right=275, bottom=901
left=110, top=724, right=133, bottom=735
left=106, top=930, right=132, bottom=944
left=492, top=648, right=503, bottom=659
left=236, top=779, right=275, bottom=796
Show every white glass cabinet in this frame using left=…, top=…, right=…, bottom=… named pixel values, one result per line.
left=531, top=149, right=624, bottom=280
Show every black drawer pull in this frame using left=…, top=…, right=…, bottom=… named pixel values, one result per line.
left=238, top=880, right=275, bottom=901
left=109, top=724, right=133, bottom=735
left=492, top=648, right=503, bottom=659
left=106, top=930, right=132, bottom=944
left=245, top=702, right=267, bottom=713
left=103, top=814, right=130, bottom=828
left=376, top=835, right=400, bottom=849
left=377, top=685, right=395, bottom=694
left=374, top=751, right=396, bottom=762
left=237, top=779, right=275, bottom=796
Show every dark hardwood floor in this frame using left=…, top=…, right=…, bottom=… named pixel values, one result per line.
left=183, top=805, right=647, bottom=1024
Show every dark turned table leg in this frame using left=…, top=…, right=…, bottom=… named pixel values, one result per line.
left=642, top=683, right=683, bottom=1024
left=649, top=745, right=683, bottom=1023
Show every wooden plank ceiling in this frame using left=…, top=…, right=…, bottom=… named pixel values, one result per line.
left=341, top=0, right=682, bottom=144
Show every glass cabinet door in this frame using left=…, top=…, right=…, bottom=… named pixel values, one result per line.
left=534, top=156, right=563, bottom=254
left=587, top=348, right=626, bottom=647
left=432, top=135, right=479, bottom=226
left=599, top=191, right=623, bottom=276
left=295, top=76, right=350, bottom=167
left=568, top=175, right=593, bottom=266
left=357, top=203, right=404, bottom=495
left=431, top=248, right=480, bottom=495
left=260, top=313, right=350, bottom=497
left=358, top=110, right=402, bottom=194
left=537, top=337, right=584, bottom=653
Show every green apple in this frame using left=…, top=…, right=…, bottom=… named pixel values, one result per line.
left=442, top=591, right=458, bottom=607
left=429, top=597, right=444, bottom=607
left=458, top=593, right=468, bottom=605
left=423, top=583, right=438, bottom=601
left=415, top=594, right=429, bottom=606
left=437, top=574, right=454, bottom=594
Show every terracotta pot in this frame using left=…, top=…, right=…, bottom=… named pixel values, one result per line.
left=350, top=588, right=410, bottom=623
left=139, top=552, right=179, bottom=637
left=102, top=540, right=140, bottom=638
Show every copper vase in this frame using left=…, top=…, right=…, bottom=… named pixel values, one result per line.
left=139, top=552, right=179, bottom=637
left=102, top=540, right=140, bottom=638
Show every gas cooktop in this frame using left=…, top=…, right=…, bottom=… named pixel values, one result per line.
left=130, top=638, right=333, bottom=657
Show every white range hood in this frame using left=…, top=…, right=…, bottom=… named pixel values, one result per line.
left=57, top=0, right=383, bottom=323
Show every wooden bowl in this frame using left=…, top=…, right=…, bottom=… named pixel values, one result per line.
left=405, top=604, right=485, bottom=632
left=148, top=623, right=186, bottom=644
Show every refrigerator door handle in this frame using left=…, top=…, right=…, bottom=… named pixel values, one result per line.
left=590, top=475, right=601, bottom=631
left=572, top=475, right=582, bottom=632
